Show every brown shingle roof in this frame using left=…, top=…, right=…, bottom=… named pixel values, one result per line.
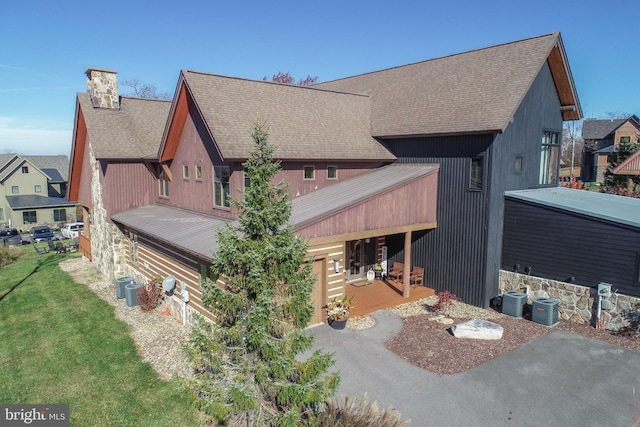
left=78, top=93, right=171, bottom=159
left=315, top=33, right=568, bottom=137
left=181, top=71, right=395, bottom=161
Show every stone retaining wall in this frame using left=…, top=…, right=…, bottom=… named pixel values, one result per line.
left=499, top=270, right=640, bottom=331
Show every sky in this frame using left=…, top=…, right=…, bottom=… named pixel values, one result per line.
left=1, top=0, right=639, bottom=157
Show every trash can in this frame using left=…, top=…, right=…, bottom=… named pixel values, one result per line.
left=502, top=290, right=527, bottom=318
left=125, top=283, right=142, bottom=308
left=115, top=277, right=133, bottom=299
left=532, top=298, right=559, bottom=326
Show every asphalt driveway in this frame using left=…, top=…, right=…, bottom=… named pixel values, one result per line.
left=309, top=310, right=640, bottom=426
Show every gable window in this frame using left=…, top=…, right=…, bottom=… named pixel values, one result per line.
left=214, top=165, right=230, bottom=208
left=11, top=186, right=19, bottom=194
left=469, top=157, right=483, bottom=190
left=303, top=165, right=315, bottom=180
left=159, top=172, right=169, bottom=198
left=539, top=130, right=560, bottom=185
left=183, top=165, right=189, bottom=180
left=34, top=185, right=42, bottom=193
left=21, top=166, right=28, bottom=174
left=54, top=209, right=66, bottom=222
left=327, top=165, right=338, bottom=180
left=620, top=136, right=631, bottom=144
left=23, top=211, right=36, bottom=224
left=128, top=232, right=138, bottom=263
left=195, top=165, right=202, bottom=181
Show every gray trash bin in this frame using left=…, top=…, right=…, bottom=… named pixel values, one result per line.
left=125, top=283, right=142, bottom=308
left=115, top=277, right=133, bottom=299
left=502, top=290, right=527, bottom=318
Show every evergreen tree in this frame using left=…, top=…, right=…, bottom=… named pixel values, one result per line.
left=602, top=139, right=640, bottom=192
left=183, top=120, right=339, bottom=426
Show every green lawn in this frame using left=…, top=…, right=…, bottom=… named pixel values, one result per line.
left=0, top=247, right=203, bottom=427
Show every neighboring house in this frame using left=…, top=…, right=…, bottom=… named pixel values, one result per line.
left=69, top=32, right=582, bottom=322
left=581, top=115, right=640, bottom=182
left=0, top=154, right=75, bottom=229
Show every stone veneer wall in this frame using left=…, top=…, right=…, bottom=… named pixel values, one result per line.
left=499, top=270, right=640, bottom=331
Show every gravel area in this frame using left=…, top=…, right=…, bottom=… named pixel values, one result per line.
left=59, top=257, right=193, bottom=380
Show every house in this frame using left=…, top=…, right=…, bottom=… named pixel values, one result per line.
left=68, top=32, right=582, bottom=323
left=0, top=153, right=75, bottom=229
left=581, top=115, right=640, bottom=182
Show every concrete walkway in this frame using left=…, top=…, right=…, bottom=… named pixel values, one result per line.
left=310, top=310, right=640, bottom=426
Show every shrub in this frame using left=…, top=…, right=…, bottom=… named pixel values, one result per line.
left=433, top=290, right=461, bottom=311
left=314, top=394, right=408, bottom=427
left=0, top=247, right=23, bottom=268
left=136, top=277, right=163, bottom=312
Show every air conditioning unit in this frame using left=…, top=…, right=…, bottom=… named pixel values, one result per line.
left=502, top=290, right=527, bottom=318
left=532, top=298, right=559, bottom=327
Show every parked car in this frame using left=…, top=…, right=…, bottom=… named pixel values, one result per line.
left=30, top=226, right=55, bottom=243
left=61, top=222, right=84, bottom=239
left=0, top=228, right=23, bottom=246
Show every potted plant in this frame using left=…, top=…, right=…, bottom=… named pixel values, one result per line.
left=326, top=296, right=355, bottom=330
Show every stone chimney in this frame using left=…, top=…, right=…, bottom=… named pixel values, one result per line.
left=85, top=67, right=119, bottom=109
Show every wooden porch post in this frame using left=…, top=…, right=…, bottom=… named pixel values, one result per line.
left=403, top=230, right=412, bottom=297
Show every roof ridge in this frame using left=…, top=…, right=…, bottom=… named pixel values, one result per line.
left=316, top=32, right=559, bottom=85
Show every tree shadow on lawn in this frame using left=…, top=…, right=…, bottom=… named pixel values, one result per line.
left=0, top=255, right=63, bottom=303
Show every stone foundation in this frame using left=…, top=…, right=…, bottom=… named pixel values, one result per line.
left=499, top=270, right=640, bottom=331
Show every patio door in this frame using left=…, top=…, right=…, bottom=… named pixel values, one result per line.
left=346, top=238, right=377, bottom=281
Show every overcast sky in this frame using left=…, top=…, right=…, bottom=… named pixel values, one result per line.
left=1, top=0, right=638, bottom=157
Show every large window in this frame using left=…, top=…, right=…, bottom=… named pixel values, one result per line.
left=214, top=165, right=230, bottom=208
left=23, top=211, right=36, bottom=224
left=539, top=131, right=560, bottom=185
left=54, top=209, right=66, bottom=222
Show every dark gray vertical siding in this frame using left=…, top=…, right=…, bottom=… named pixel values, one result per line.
left=384, top=63, right=566, bottom=307
left=383, top=135, right=493, bottom=306
left=502, top=198, right=640, bottom=296
left=483, top=63, right=564, bottom=305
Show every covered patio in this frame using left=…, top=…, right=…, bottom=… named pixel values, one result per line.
left=346, top=278, right=434, bottom=317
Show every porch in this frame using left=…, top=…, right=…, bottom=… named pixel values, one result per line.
left=346, top=279, right=435, bottom=317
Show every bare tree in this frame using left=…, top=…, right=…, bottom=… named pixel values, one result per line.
left=562, top=121, right=583, bottom=176
left=121, top=78, right=171, bottom=100
left=263, top=71, right=318, bottom=86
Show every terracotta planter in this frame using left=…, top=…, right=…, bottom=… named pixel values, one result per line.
left=329, top=319, right=347, bottom=330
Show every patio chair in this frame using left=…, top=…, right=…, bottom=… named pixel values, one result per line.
left=410, top=266, right=425, bottom=287
left=33, top=244, right=48, bottom=255
left=387, top=262, right=404, bottom=281
left=47, top=240, right=56, bottom=252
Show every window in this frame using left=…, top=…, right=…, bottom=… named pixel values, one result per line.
left=128, top=232, right=138, bottom=263
left=539, top=131, right=560, bottom=185
left=0, top=208, right=4, bottom=221
left=515, top=156, right=523, bottom=173
left=620, top=136, right=631, bottom=144
left=213, top=165, right=230, bottom=208
left=469, top=157, right=483, bottom=190
left=327, top=165, right=338, bottom=180
left=303, top=165, right=315, bottom=180
left=183, top=165, right=189, bottom=179
left=195, top=165, right=202, bottom=181
left=21, top=166, right=28, bottom=174
left=53, top=209, right=66, bottom=222
left=34, top=185, right=42, bottom=193
left=159, top=172, right=169, bottom=198
left=11, top=186, right=19, bottom=194
left=243, top=171, right=251, bottom=201
left=23, top=211, right=36, bottom=224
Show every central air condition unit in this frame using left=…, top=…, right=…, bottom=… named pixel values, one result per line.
left=502, top=290, right=527, bottom=318
left=532, top=298, right=559, bottom=327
